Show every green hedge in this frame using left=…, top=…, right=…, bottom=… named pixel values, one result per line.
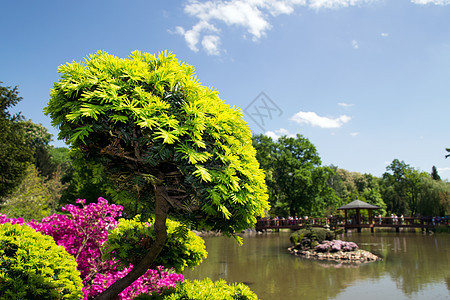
left=136, top=278, right=258, bottom=300
left=103, top=216, right=207, bottom=273
left=0, top=223, right=82, bottom=299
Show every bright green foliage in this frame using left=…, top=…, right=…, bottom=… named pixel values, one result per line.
left=0, top=164, right=64, bottom=220
left=45, top=50, right=269, bottom=234
left=252, top=134, right=337, bottom=217
left=103, top=216, right=207, bottom=273
left=136, top=278, right=258, bottom=300
left=0, top=223, right=83, bottom=299
left=0, top=83, right=34, bottom=198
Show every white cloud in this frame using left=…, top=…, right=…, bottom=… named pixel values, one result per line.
left=202, top=35, right=221, bottom=55
left=437, top=167, right=450, bottom=173
left=177, top=0, right=374, bottom=55
left=290, top=111, right=351, bottom=128
left=350, top=132, right=359, bottom=136
left=338, top=102, right=354, bottom=107
left=177, top=0, right=447, bottom=55
left=308, top=0, right=373, bottom=9
left=265, top=128, right=296, bottom=140
left=380, top=32, right=389, bottom=37
left=176, top=21, right=219, bottom=52
left=411, top=0, right=450, bottom=5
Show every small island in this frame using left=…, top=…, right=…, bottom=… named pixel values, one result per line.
left=288, top=227, right=381, bottom=264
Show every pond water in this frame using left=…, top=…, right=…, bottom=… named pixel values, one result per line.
left=183, top=231, right=449, bottom=300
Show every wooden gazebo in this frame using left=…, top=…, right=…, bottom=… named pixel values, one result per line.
left=337, top=199, right=380, bottom=232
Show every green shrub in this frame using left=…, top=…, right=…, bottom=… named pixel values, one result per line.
left=136, top=278, right=258, bottom=300
left=290, top=228, right=334, bottom=245
left=103, top=216, right=207, bottom=272
left=0, top=223, right=83, bottom=299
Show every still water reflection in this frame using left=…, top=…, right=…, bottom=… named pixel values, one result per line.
left=183, top=231, right=449, bottom=300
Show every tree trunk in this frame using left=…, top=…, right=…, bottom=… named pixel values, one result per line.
left=93, top=184, right=169, bottom=300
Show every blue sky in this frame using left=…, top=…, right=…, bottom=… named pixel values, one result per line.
left=1, top=0, right=450, bottom=179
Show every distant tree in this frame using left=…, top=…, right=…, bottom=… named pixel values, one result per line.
left=45, top=50, right=269, bottom=299
left=382, top=159, right=410, bottom=215
left=382, top=159, right=429, bottom=216
left=21, top=119, right=56, bottom=178
left=0, top=82, right=34, bottom=198
left=253, top=134, right=338, bottom=217
left=431, top=166, right=441, bottom=181
left=361, top=187, right=386, bottom=216
left=417, top=177, right=449, bottom=216
left=48, top=147, right=71, bottom=167
left=0, top=164, right=64, bottom=220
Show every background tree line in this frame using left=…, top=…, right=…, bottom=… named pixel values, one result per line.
left=0, top=82, right=119, bottom=220
left=1, top=82, right=448, bottom=223
left=252, top=134, right=449, bottom=218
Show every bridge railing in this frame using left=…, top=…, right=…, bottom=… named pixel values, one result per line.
left=255, top=218, right=329, bottom=229
left=256, top=216, right=448, bottom=229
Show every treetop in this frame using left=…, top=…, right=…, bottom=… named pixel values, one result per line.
left=45, top=50, right=269, bottom=234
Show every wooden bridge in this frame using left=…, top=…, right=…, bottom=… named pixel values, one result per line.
left=255, top=217, right=447, bottom=233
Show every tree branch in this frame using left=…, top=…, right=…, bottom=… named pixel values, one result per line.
left=93, top=183, right=170, bottom=300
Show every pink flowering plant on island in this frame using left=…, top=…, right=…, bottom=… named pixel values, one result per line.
left=315, top=240, right=359, bottom=252
left=0, top=197, right=185, bottom=299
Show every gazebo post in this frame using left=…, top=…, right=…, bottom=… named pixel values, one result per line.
left=344, top=210, right=348, bottom=232
left=369, top=210, right=374, bottom=233
left=356, top=208, right=361, bottom=233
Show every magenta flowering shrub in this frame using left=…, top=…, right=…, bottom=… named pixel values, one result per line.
left=315, top=240, right=359, bottom=252
left=28, top=198, right=123, bottom=281
left=88, top=265, right=184, bottom=299
left=0, top=197, right=184, bottom=299
left=0, top=214, right=24, bottom=225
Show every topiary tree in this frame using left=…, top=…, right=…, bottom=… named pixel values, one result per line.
left=45, top=50, right=269, bottom=299
left=0, top=223, right=83, bottom=299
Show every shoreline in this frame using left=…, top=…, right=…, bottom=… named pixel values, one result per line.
left=288, top=246, right=381, bottom=264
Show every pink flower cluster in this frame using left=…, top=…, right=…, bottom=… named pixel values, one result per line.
left=88, top=265, right=184, bottom=299
left=0, top=197, right=184, bottom=299
left=315, top=240, right=359, bottom=252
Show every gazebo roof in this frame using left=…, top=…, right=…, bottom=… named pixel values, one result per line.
left=337, top=199, right=380, bottom=210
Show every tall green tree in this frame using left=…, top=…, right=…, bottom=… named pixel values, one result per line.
left=417, top=177, right=449, bottom=216
left=253, top=134, right=338, bottom=217
left=382, top=159, right=429, bottom=216
left=45, top=50, right=269, bottom=299
left=0, top=83, right=33, bottom=198
left=382, top=159, right=410, bottom=215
